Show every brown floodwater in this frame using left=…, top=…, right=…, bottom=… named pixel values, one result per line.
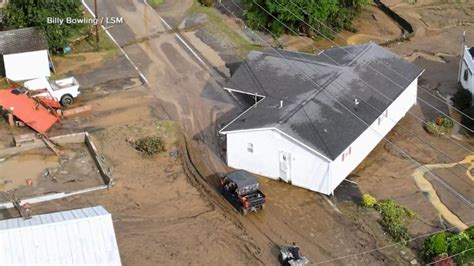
left=0, top=153, right=59, bottom=192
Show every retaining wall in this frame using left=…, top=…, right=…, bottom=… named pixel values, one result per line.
left=374, top=0, right=414, bottom=34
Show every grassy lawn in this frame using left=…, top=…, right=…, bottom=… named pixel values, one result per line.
left=71, top=30, right=118, bottom=54
left=190, top=1, right=260, bottom=57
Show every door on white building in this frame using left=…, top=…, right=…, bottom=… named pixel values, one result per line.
left=279, top=151, right=291, bottom=183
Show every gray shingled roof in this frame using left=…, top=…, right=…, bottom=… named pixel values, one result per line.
left=0, top=27, right=48, bottom=55
left=221, top=43, right=423, bottom=160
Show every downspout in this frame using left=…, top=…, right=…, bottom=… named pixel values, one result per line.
left=458, top=31, right=466, bottom=83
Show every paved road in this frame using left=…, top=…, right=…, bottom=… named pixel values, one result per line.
left=84, top=0, right=239, bottom=169
left=82, top=1, right=402, bottom=265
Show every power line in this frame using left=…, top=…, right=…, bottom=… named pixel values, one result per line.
left=216, top=2, right=474, bottom=264
left=279, top=0, right=474, bottom=122
left=218, top=0, right=474, bottom=208
left=425, top=247, right=474, bottom=266
left=224, top=0, right=474, bottom=188
left=266, top=0, right=474, bottom=140
left=243, top=0, right=474, bottom=185
left=313, top=222, right=474, bottom=265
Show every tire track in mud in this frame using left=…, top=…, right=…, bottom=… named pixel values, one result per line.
left=180, top=135, right=267, bottom=264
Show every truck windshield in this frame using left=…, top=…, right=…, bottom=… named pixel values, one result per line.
left=48, top=80, right=61, bottom=91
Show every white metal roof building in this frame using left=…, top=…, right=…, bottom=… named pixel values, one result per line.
left=0, top=205, right=121, bottom=265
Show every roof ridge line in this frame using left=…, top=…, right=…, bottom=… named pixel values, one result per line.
left=256, top=49, right=338, bottom=68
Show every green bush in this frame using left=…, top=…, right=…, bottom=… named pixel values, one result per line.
left=133, top=136, right=165, bottom=155
left=242, top=0, right=369, bottom=39
left=198, top=0, right=214, bottom=7
left=362, top=193, right=377, bottom=208
left=422, top=229, right=474, bottom=264
left=435, top=116, right=454, bottom=129
left=422, top=232, right=448, bottom=262
left=425, top=116, right=453, bottom=136
left=374, top=199, right=415, bottom=242
left=465, top=226, right=474, bottom=240
left=447, top=233, right=474, bottom=265
left=453, top=87, right=472, bottom=111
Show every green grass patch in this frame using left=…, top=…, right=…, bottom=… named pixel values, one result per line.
left=190, top=1, right=260, bottom=57
left=71, top=30, right=117, bottom=54
left=149, top=0, right=163, bottom=7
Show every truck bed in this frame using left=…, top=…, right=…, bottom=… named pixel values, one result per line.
left=54, top=77, right=78, bottom=89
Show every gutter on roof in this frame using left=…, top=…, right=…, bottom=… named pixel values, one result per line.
left=219, top=87, right=266, bottom=134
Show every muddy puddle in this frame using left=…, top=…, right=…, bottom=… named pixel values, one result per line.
left=0, top=153, right=59, bottom=192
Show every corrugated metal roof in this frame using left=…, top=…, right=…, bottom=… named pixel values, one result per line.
left=0, top=206, right=121, bottom=265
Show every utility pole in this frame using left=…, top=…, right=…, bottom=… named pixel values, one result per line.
left=94, top=0, right=99, bottom=50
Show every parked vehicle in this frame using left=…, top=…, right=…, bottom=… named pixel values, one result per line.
left=24, top=77, right=80, bottom=106
left=279, top=243, right=310, bottom=266
left=220, top=170, right=265, bottom=215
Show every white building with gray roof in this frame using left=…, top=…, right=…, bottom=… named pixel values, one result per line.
left=0, top=27, right=51, bottom=81
left=220, top=43, right=423, bottom=195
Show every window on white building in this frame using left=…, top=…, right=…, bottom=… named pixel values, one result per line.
left=247, top=143, right=254, bottom=153
left=464, top=69, right=470, bottom=82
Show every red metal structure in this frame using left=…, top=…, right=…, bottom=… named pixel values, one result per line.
left=0, top=88, right=59, bottom=133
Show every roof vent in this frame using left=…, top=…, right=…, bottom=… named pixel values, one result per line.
left=277, top=100, right=283, bottom=109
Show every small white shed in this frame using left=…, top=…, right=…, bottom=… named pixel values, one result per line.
left=220, top=43, right=423, bottom=195
left=0, top=27, right=51, bottom=81
left=459, top=46, right=474, bottom=94
left=0, top=205, right=121, bottom=265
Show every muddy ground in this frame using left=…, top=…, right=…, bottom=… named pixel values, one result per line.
left=0, top=144, right=103, bottom=202
left=0, top=0, right=473, bottom=265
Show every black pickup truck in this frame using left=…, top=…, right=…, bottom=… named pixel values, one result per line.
left=220, top=170, right=266, bottom=215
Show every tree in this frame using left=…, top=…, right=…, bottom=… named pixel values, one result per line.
left=3, top=0, right=85, bottom=52
left=242, top=0, right=368, bottom=38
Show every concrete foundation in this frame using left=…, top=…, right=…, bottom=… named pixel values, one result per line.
left=0, top=131, right=113, bottom=209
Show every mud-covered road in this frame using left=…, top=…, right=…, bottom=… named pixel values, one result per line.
left=79, top=0, right=410, bottom=264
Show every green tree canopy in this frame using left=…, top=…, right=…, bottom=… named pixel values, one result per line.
left=4, top=0, right=85, bottom=52
left=242, top=0, right=368, bottom=38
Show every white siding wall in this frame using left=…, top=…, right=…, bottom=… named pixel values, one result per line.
left=328, top=78, right=418, bottom=194
left=4, top=50, right=50, bottom=81
left=226, top=129, right=332, bottom=193
left=460, top=47, right=474, bottom=94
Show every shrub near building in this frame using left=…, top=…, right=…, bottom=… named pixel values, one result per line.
left=453, top=86, right=474, bottom=135
left=422, top=226, right=474, bottom=265
left=361, top=194, right=415, bottom=243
